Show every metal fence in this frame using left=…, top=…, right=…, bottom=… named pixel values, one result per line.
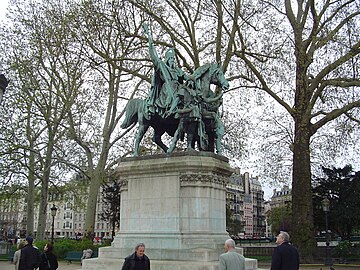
left=0, top=242, right=12, bottom=255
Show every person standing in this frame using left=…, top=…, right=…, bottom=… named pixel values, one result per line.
left=121, top=243, right=150, bottom=270
left=39, top=243, right=58, bottom=270
left=13, top=240, right=26, bottom=270
left=81, top=248, right=93, bottom=265
left=18, top=236, right=41, bottom=270
left=219, top=238, right=245, bottom=270
left=271, top=231, right=299, bottom=270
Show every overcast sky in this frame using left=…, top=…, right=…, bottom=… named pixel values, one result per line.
left=0, top=0, right=279, bottom=200
left=0, top=0, right=9, bottom=20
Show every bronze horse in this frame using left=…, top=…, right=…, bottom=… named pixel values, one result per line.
left=120, top=63, right=229, bottom=157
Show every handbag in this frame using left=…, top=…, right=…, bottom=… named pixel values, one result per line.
left=44, top=253, right=51, bottom=270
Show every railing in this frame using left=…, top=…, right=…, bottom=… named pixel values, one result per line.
left=0, top=242, right=12, bottom=255
left=234, top=238, right=274, bottom=246
left=242, top=246, right=275, bottom=256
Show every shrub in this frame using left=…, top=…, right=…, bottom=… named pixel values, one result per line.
left=32, top=238, right=111, bottom=260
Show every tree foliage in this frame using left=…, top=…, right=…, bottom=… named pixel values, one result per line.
left=313, top=165, right=360, bottom=239
left=268, top=204, right=292, bottom=235
left=225, top=204, right=243, bottom=236
left=100, top=179, right=120, bottom=239
left=231, top=0, right=360, bottom=261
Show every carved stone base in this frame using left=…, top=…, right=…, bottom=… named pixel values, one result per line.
left=81, top=152, right=258, bottom=270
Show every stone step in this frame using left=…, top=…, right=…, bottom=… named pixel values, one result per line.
left=81, top=257, right=259, bottom=270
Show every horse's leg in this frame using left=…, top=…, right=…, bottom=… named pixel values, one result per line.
left=215, top=137, right=222, bottom=155
left=186, top=120, right=197, bottom=151
left=152, top=130, right=168, bottom=153
left=215, top=117, right=224, bottom=155
left=134, top=123, right=149, bottom=157
left=167, top=119, right=184, bottom=153
left=208, top=133, right=215, bottom=152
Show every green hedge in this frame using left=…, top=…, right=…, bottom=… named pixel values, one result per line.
left=8, top=239, right=111, bottom=260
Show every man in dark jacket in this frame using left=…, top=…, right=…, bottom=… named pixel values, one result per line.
left=19, top=236, right=41, bottom=270
left=121, top=243, right=150, bottom=270
left=271, top=231, right=299, bottom=270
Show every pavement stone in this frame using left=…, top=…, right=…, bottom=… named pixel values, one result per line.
left=0, top=260, right=81, bottom=270
left=1, top=260, right=359, bottom=270
left=258, top=262, right=360, bottom=269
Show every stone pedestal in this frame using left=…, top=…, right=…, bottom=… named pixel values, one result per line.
left=82, top=152, right=258, bottom=270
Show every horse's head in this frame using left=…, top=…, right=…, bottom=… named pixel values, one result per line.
left=209, top=63, right=229, bottom=91
left=192, top=63, right=229, bottom=96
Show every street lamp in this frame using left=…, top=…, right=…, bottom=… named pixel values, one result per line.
left=50, top=204, right=57, bottom=243
left=321, top=197, right=332, bottom=267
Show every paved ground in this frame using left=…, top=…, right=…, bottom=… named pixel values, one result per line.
left=0, top=260, right=81, bottom=270
left=1, top=260, right=359, bottom=270
left=258, top=262, right=360, bottom=269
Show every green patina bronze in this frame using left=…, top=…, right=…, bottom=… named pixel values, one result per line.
left=121, top=24, right=229, bottom=157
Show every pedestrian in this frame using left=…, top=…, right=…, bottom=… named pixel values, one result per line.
left=271, top=231, right=299, bottom=270
left=121, top=243, right=150, bottom=270
left=39, top=243, right=58, bottom=270
left=18, top=236, right=41, bottom=270
left=13, top=240, right=26, bottom=270
left=81, top=248, right=93, bottom=265
left=219, top=238, right=245, bottom=270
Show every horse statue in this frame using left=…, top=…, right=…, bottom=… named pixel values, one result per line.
left=167, top=63, right=228, bottom=154
left=120, top=62, right=229, bottom=157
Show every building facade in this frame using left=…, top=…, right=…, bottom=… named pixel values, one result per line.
left=226, top=169, right=266, bottom=238
left=270, top=185, right=292, bottom=208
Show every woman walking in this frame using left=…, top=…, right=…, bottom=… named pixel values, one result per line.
left=39, top=243, right=58, bottom=270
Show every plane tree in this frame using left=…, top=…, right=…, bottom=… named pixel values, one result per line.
left=0, top=0, right=87, bottom=239
left=232, top=0, right=360, bottom=260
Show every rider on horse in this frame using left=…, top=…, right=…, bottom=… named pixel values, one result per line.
left=143, top=24, right=194, bottom=119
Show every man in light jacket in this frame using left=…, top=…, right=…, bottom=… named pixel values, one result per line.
left=219, top=238, right=245, bottom=270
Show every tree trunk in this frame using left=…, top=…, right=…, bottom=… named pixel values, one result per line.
left=26, top=148, right=36, bottom=237
left=291, top=122, right=315, bottom=262
left=84, top=166, right=105, bottom=239
left=36, top=140, right=54, bottom=240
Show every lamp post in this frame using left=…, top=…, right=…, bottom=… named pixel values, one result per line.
left=50, top=204, right=57, bottom=243
left=321, top=198, right=332, bottom=267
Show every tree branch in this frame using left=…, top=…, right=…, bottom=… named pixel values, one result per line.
left=311, top=100, right=360, bottom=134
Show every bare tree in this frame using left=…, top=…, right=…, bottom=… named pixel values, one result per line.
left=1, top=0, right=86, bottom=239
left=233, top=0, right=360, bottom=260
left=64, top=0, right=148, bottom=239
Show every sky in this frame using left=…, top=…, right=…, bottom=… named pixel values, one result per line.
left=0, top=0, right=278, bottom=200
left=0, top=0, right=8, bottom=20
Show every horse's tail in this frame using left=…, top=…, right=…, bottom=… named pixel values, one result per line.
left=120, top=98, right=144, bottom=129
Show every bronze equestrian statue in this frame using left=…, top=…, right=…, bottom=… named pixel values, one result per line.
left=121, top=24, right=229, bottom=157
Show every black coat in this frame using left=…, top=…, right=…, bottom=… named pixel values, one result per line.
left=39, top=252, right=58, bottom=270
left=271, top=242, right=299, bottom=270
left=19, top=245, right=41, bottom=270
left=121, top=252, right=150, bottom=270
